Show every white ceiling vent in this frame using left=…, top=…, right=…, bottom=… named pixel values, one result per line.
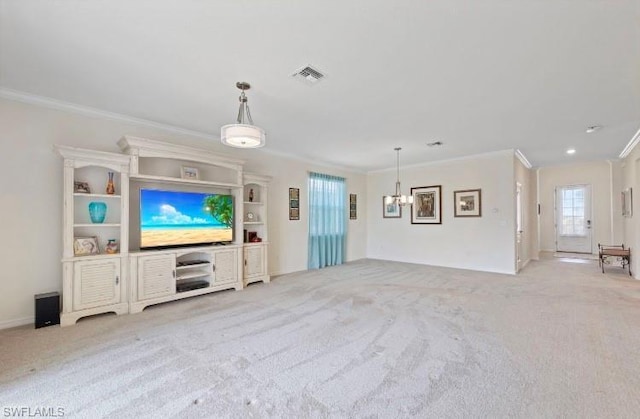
left=291, top=65, right=326, bottom=85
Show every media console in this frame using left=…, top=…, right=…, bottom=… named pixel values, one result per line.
left=55, top=136, right=271, bottom=326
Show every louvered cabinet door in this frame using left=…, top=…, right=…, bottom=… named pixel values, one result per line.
left=137, top=254, right=176, bottom=300
left=213, top=249, right=237, bottom=284
left=244, top=245, right=265, bottom=279
left=73, top=258, right=121, bottom=311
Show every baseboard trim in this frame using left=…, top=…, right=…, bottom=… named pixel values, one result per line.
left=0, top=316, right=33, bottom=330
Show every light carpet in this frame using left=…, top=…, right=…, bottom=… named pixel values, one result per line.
left=1, top=257, right=640, bottom=418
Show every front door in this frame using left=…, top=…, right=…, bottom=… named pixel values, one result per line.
left=555, top=185, right=592, bottom=253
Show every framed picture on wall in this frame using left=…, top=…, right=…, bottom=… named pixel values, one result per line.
left=350, top=194, right=357, bottom=220
left=622, top=188, right=633, bottom=217
left=411, top=185, right=442, bottom=224
left=454, top=189, right=482, bottom=217
left=383, top=197, right=401, bottom=218
left=289, top=188, right=300, bottom=220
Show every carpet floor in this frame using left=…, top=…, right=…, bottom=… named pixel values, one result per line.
left=1, top=256, right=640, bottom=418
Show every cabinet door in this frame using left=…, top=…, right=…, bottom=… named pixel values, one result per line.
left=137, top=254, right=176, bottom=300
left=73, top=258, right=121, bottom=311
left=244, top=246, right=265, bottom=279
left=213, top=249, right=238, bottom=284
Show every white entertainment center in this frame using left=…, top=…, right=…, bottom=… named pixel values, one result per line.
left=55, top=136, right=270, bottom=326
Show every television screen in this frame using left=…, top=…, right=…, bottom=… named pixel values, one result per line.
left=140, top=189, right=233, bottom=249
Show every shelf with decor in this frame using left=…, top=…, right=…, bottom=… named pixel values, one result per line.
left=55, top=145, right=130, bottom=327
left=243, top=173, right=271, bottom=285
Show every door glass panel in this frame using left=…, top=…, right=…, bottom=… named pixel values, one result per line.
left=560, top=186, right=586, bottom=236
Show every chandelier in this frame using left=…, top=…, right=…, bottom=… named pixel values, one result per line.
left=384, top=147, right=413, bottom=206
left=220, top=82, right=266, bottom=148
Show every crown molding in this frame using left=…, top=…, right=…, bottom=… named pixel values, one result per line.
left=0, top=87, right=364, bottom=174
left=514, top=149, right=533, bottom=169
left=0, top=87, right=222, bottom=141
left=619, top=126, right=640, bottom=159
left=368, top=149, right=515, bottom=174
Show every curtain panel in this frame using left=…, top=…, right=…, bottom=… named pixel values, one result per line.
left=308, top=172, right=347, bottom=269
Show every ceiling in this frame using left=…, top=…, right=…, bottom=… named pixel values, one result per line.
left=1, top=0, right=639, bottom=171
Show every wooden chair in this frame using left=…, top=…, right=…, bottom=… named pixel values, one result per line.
left=598, top=243, right=631, bottom=276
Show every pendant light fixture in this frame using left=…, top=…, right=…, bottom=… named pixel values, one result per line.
left=384, top=147, right=413, bottom=206
left=220, top=82, right=266, bottom=148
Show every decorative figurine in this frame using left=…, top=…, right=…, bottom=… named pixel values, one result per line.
left=106, top=172, right=115, bottom=195
left=105, top=239, right=119, bottom=254
left=249, top=188, right=254, bottom=202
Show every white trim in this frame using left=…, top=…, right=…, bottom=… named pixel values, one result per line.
left=0, top=87, right=365, bottom=175
left=619, top=126, right=640, bottom=158
left=608, top=160, right=615, bottom=243
left=368, top=149, right=514, bottom=174
left=0, top=87, right=220, bottom=141
left=515, top=149, right=533, bottom=169
left=0, top=316, right=33, bottom=330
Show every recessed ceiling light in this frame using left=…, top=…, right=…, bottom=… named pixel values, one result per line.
left=586, top=126, right=602, bottom=133
left=566, top=148, right=576, bottom=155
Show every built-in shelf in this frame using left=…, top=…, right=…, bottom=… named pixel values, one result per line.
left=243, top=201, right=263, bottom=205
left=74, top=223, right=121, bottom=228
left=62, top=253, right=122, bottom=262
left=176, top=262, right=210, bottom=270
left=244, top=221, right=264, bottom=225
left=73, top=193, right=121, bottom=199
left=130, top=174, right=241, bottom=189
left=176, top=271, right=211, bottom=281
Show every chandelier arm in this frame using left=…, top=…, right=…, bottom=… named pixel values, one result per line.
left=245, top=104, right=254, bottom=125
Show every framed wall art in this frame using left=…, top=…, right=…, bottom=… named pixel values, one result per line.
left=349, top=194, right=357, bottom=220
left=454, top=189, right=482, bottom=217
left=73, top=236, right=100, bottom=256
left=289, top=187, right=300, bottom=220
left=411, top=185, right=442, bottom=224
left=383, top=197, right=401, bottom=218
left=622, top=187, right=633, bottom=217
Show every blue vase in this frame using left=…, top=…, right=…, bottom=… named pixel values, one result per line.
left=88, top=202, right=107, bottom=224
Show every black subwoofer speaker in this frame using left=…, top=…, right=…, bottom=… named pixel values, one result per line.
left=35, top=292, right=60, bottom=329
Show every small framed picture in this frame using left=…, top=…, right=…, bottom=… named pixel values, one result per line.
left=411, top=185, right=442, bottom=224
left=181, top=166, right=199, bottom=180
left=73, top=236, right=100, bottom=256
left=289, top=188, right=300, bottom=220
left=350, top=194, right=357, bottom=220
left=383, top=197, right=401, bottom=218
left=622, top=188, right=633, bottom=217
left=74, top=181, right=91, bottom=194
left=454, top=189, right=482, bottom=217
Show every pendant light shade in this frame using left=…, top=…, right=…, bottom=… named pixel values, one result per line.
left=384, top=147, right=413, bottom=206
left=221, top=82, right=266, bottom=148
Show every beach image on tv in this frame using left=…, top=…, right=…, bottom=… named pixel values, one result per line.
left=140, top=189, right=233, bottom=248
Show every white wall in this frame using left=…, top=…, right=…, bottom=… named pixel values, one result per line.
left=514, top=158, right=536, bottom=269
left=0, top=98, right=367, bottom=328
left=620, top=145, right=640, bottom=278
left=537, top=161, right=619, bottom=253
left=366, top=150, right=517, bottom=274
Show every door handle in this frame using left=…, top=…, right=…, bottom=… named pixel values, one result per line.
left=115, top=275, right=119, bottom=285
left=587, top=220, right=591, bottom=229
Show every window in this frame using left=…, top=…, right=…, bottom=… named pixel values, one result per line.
left=308, top=172, right=346, bottom=269
left=560, top=186, right=586, bottom=236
